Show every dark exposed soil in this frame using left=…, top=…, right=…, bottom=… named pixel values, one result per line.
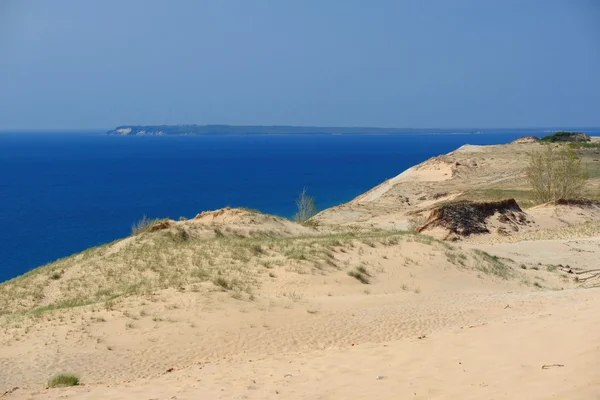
left=417, top=199, right=526, bottom=237
left=553, top=199, right=600, bottom=207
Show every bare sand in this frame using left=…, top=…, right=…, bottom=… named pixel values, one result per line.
left=5, top=287, right=599, bottom=399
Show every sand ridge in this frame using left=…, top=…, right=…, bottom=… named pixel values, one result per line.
left=315, top=141, right=600, bottom=230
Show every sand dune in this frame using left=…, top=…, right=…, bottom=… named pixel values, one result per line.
left=2, top=141, right=600, bottom=399
left=314, top=141, right=600, bottom=230
left=6, top=288, right=600, bottom=399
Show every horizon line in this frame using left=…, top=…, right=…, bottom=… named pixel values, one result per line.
left=2, top=125, right=600, bottom=133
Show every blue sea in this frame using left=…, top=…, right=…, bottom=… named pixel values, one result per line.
left=1, top=130, right=598, bottom=282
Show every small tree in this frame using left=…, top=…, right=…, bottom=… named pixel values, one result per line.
left=526, top=145, right=588, bottom=203
left=294, top=187, right=318, bottom=223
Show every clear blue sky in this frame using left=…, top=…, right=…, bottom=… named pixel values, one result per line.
left=1, top=0, right=599, bottom=130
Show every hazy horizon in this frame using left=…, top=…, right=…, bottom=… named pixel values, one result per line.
left=1, top=0, right=599, bottom=130
left=3, top=125, right=600, bottom=134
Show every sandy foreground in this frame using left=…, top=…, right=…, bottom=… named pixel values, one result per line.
left=4, top=287, right=600, bottom=399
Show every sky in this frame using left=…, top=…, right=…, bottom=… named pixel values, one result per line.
left=0, top=0, right=599, bottom=130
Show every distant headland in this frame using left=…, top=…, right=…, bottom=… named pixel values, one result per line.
left=105, top=125, right=584, bottom=136
left=106, top=125, right=464, bottom=135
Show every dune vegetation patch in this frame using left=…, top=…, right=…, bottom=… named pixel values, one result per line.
left=0, top=227, right=423, bottom=315
left=539, top=131, right=591, bottom=143
left=347, top=265, right=372, bottom=284
left=0, top=205, right=535, bottom=322
left=131, top=216, right=164, bottom=235
left=48, top=373, right=80, bottom=388
left=472, top=250, right=513, bottom=279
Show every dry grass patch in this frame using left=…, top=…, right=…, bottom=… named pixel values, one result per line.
left=131, top=216, right=162, bottom=236
left=1, top=227, right=496, bottom=318
left=48, top=373, right=80, bottom=388
left=472, top=250, right=513, bottom=279
left=348, top=265, right=371, bottom=284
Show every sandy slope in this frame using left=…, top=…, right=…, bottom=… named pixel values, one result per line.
left=314, top=141, right=600, bottom=230
left=3, top=233, right=555, bottom=390
left=6, top=288, right=600, bottom=399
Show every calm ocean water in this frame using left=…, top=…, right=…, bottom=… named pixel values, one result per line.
left=1, top=130, right=598, bottom=282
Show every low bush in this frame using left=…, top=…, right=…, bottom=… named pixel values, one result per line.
left=131, top=215, right=160, bottom=236
left=48, top=373, right=80, bottom=388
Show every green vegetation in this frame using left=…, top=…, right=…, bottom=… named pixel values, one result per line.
left=0, top=227, right=419, bottom=315
left=348, top=270, right=370, bottom=284
left=31, top=298, right=94, bottom=316
left=445, top=250, right=467, bottom=267
left=294, top=188, right=318, bottom=223
left=539, top=131, right=591, bottom=143
left=131, top=215, right=160, bottom=236
left=50, top=270, right=63, bottom=280
left=526, top=146, right=588, bottom=203
left=48, top=373, right=80, bottom=388
left=568, top=142, right=600, bottom=149
left=473, top=250, right=512, bottom=279
left=348, top=265, right=371, bottom=284
left=212, top=276, right=241, bottom=291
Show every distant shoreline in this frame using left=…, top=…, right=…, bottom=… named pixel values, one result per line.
left=105, top=125, right=598, bottom=136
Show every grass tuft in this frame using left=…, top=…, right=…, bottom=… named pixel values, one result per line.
left=213, top=277, right=232, bottom=291
left=50, top=271, right=63, bottom=280
left=355, top=265, right=371, bottom=277
left=348, top=267, right=371, bottom=284
left=131, top=215, right=160, bottom=236
left=473, top=250, right=512, bottom=279
left=48, top=373, right=80, bottom=388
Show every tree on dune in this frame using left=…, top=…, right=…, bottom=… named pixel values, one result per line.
left=526, top=145, right=588, bottom=203
left=294, top=187, right=318, bottom=223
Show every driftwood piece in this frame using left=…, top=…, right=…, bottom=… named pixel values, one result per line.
left=541, top=364, right=564, bottom=370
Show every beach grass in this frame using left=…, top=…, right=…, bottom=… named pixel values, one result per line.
left=48, top=373, right=80, bottom=388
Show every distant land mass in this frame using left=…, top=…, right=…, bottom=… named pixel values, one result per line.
left=105, top=125, right=573, bottom=136
left=106, top=125, right=477, bottom=135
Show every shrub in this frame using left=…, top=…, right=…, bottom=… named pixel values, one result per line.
left=526, top=146, right=588, bottom=203
left=213, top=277, right=232, bottom=290
left=131, top=215, right=159, bottom=236
left=348, top=267, right=371, bottom=284
left=356, top=265, right=371, bottom=277
left=50, top=271, right=63, bottom=280
left=539, top=131, right=591, bottom=143
left=48, top=373, right=80, bottom=388
left=293, top=187, right=318, bottom=223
